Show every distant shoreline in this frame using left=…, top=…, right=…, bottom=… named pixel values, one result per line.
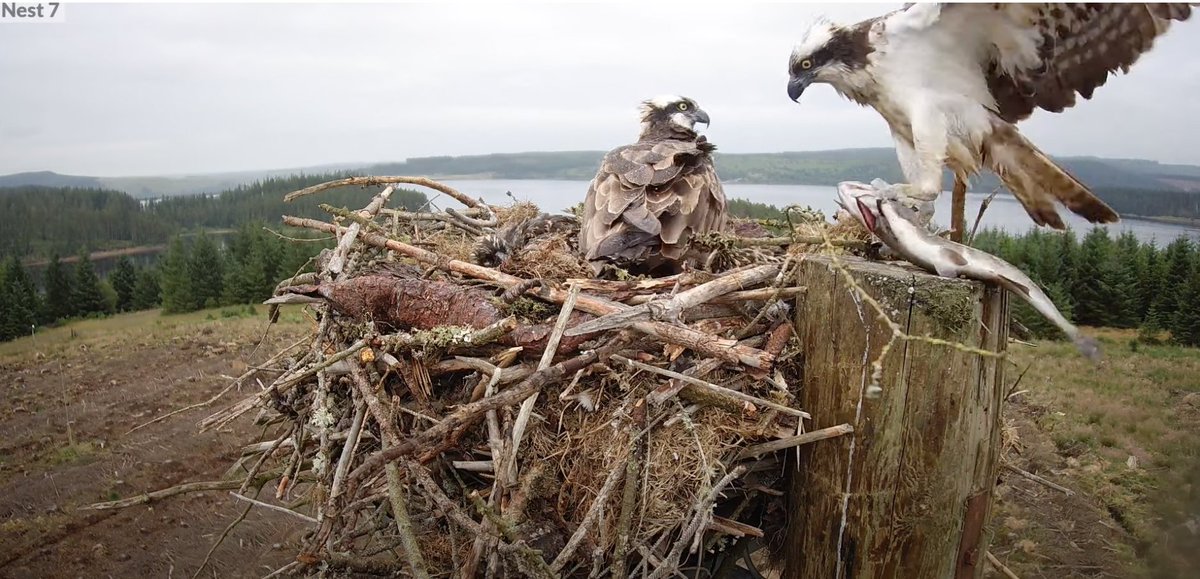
left=1122, top=214, right=1200, bottom=228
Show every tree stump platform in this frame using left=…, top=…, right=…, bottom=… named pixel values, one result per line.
left=784, top=254, right=1009, bottom=579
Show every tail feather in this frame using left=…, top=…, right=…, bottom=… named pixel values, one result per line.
left=983, top=121, right=1120, bottom=230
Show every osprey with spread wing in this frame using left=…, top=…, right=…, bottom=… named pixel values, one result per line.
left=787, top=3, right=1195, bottom=230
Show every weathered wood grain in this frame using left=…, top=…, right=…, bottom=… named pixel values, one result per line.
left=784, top=255, right=1008, bottom=579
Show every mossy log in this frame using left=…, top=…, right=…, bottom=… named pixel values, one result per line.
left=785, top=255, right=1008, bottom=579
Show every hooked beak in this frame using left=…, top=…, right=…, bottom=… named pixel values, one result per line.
left=693, top=108, right=710, bottom=128
left=787, top=74, right=811, bottom=102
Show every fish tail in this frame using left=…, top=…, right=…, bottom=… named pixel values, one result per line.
left=982, top=119, right=1119, bottom=230
left=1073, top=334, right=1102, bottom=362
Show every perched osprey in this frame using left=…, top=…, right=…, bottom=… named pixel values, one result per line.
left=787, top=3, right=1195, bottom=230
left=579, top=96, right=727, bottom=275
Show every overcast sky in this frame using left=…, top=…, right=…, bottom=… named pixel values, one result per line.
left=3, top=2, right=1200, bottom=177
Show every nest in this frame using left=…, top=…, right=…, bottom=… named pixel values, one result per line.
left=91, top=176, right=869, bottom=578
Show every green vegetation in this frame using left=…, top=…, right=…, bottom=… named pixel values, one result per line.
left=157, top=222, right=327, bottom=314
left=726, top=198, right=788, bottom=221
left=0, top=173, right=426, bottom=259
left=0, top=187, right=173, bottom=258
left=0, top=221, right=329, bottom=341
left=995, top=330, right=1200, bottom=578
left=972, top=228, right=1200, bottom=346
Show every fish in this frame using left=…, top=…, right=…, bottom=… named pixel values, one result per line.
left=836, top=180, right=1100, bottom=361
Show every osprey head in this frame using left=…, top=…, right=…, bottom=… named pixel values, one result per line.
left=639, top=95, right=710, bottom=137
left=788, top=18, right=872, bottom=102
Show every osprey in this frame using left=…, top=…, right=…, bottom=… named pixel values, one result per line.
left=787, top=3, right=1195, bottom=233
left=579, top=96, right=727, bottom=274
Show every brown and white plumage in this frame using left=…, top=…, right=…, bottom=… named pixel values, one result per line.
left=579, top=96, right=727, bottom=274
left=788, top=3, right=1195, bottom=230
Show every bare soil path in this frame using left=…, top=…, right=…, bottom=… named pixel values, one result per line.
left=0, top=310, right=309, bottom=579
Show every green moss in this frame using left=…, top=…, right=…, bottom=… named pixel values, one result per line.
left=411, top=325, right=475, bottom=348
left=866, top=268, right=976, bottom=334
left=495, top=296, right=553, bottom=322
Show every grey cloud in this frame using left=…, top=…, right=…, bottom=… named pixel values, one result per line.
left=0, top=3, right=1197, bottom=176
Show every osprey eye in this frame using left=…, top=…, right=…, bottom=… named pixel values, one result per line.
left=801, top=59, right=813, bottom=70
left=677, top=102, right=689, bottom=111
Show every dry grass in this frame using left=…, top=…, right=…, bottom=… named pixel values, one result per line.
left=0, top=306, right=311, bottom=363
left=991, top=328, right=1200, bottom=578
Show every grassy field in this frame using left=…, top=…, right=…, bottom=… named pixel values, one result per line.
left=991, top=328, right=1200, bottom=578
left=1, top=310, right=1197, bottom=577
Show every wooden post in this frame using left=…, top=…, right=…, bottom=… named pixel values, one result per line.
left=950, top=176, right=968, bottom=243
left=784, top=255, right=1008, bottom=579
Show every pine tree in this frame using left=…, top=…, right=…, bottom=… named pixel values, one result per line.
left=1173, top=269, right=1200, bottom=347
left=0, top=266, right=11, bottom=342
left=5, top=256, right=39, bottom=325
left=132, top=267, right=162, bottom=310
left=188, top=233, right=224, bottom=310
left=1139, top=301, right=1168, bottom=344
left=1, top=257, right=38, bottom=340
left=1071, top=228, right=1115, bottom=327
left=1157, top=238, right=1194, bottom=324
left=1108, top=232, right=1142, bottom=328
left=1138, top=241, right=1165, bottom=322
left=110, top=257, right=138, bottom=312
left=72, top=251, right=109, bottom=317
left=42, top=252, right=74, bottom=323
left=160, top=236, right=193, bottom=314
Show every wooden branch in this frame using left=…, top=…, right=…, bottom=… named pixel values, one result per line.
left=228, top=491, right=318, bottom=524
left=468, top=492, right=558, bottom=579
left=735, top=424, right=854, bottom=460
left=549, top=454, right=629, bottom=573
left=613, top=355, right=809, bottom=420
left=627, top=286, right=806, bottom=306
left=432, top=357, right=532, bottom=384
left=564, top=264, right=779, bottom=336
left=326, top=185, right=395, bottom=275
left=345, top=335, right=630, bottom=492
left=650, top=357, right=724, bottom=407
left=706, top=516, right=764, bottom=538
left=384, top=439, right=432, bottom=579
left=968, top=187, right=1002, bottom=246
left=284, top=175, right=483, bottom=209
left=329, top=402, right=367, bottom=500
left=82, top=470, right=284, bottom=510
left=200, top=339, right=367, bottom=432
left=986, top=551, right=1021, bottom=579
left=612, top=398, right=646, bottom=579
left=647, top=465, right=747, bottom=579
left=193, top=500, right=253, bottom=579
left=446, top=206, right=498, bottom=228
left=383, top=207, right=488, bottom=219
left=282, top=216, right=774, bottom=369
left=406, top=461, right=484, bottom=536
left=508, top=284, right=580, bottom=486
left=714, top=235, right=868, bottom=249
left=1002, top=463, right=1075, bottom=496
left=128, top=335, right=307, bottom=435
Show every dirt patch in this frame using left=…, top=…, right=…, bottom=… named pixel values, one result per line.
left=988, top=392, right=1200, bottom=579
left=0, top=311, right=310, bottom=579
left=987, top=398, right=1139, bottom=578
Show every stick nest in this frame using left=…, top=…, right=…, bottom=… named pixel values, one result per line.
left=95, top=177, right=869, bottom=578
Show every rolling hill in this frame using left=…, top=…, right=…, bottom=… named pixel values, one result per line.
left=4, top=148, right=1200, bottom=198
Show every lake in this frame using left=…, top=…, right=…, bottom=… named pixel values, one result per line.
left=441, top=179, right=1200, bottom=244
